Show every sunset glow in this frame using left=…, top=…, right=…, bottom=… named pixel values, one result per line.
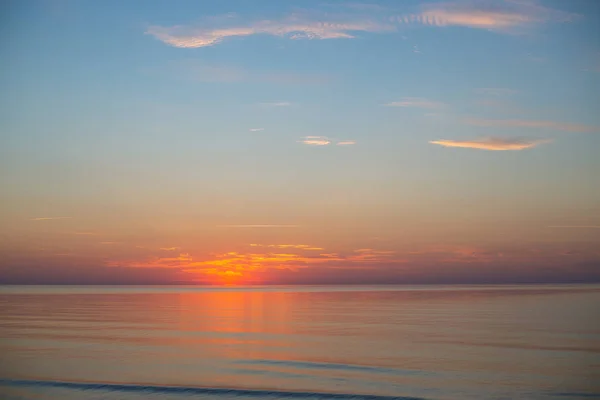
left=0, top=0, right=598, bottom=285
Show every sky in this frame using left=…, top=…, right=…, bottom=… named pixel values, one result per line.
left=1, top=0, right=599, bottom=285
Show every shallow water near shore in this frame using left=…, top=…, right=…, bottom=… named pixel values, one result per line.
left=1, top=285, right=599, bottom=399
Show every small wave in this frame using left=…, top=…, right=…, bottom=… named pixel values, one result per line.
left=0, top=379, right=427, bottom=400
left=235, top=359, right=432, bottom=376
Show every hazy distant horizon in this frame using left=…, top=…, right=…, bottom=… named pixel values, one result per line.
left=1, top=276, right=599, bottom=286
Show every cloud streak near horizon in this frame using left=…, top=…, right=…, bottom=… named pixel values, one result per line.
left=216, top=225, right=299, bottom=228
left=29, top=217, right=72, bottom=221
left=548, top=225, right=600, bottom=229
left=298, top=136, right=356, bottom=146
left=430, top=137, right=550, bottom=151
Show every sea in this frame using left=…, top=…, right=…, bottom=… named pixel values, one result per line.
left=0, top=285, right=598, bottom=400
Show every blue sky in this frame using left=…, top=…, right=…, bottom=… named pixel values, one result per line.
left=1, top=0, right=599, bottom=284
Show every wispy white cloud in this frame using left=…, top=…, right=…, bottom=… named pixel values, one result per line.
left=146, top=13, right=395, bottom=48
left=160, top=247, right=181, bottom=251
left=29, top=217, right=72, bottom=221
left=395, top=0, right=578, bottom=34
left=465, top=118, right=597, bottom=133
left=249, top=128, right=264, bottom=132
left=299, top=136, right=332, bottom=146
left=147, top=1, right=577, bottom=50
left=430, top=137, right=550, bottom=151
left=216, top=225, right=299, bottom=228
left=298, top=137, right=356, bottom=146
left=385, top=97, right=445, bottom=109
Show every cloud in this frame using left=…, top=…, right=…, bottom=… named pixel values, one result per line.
left=299, top=136, right=331, bottom=146
left=298, top=137, right=356, bottom=146
left=160, top=247, right=181, bottom=251
left=107, top=242, right=402, bottom=283
left=397, top=0, right=578, bottom=33
left=465, top=118, right=597, bottom=133
left=250, top=244, right=325, bottom=251
left=216, top=225, right=299, bottom=228
left=475, top=88, right=518, bottom=96
left=146, top=13, right=395, bottom=48
left=548, top=226, right=600, bottom=229
left=147, top=2, right=577, bottom=51
left=430, top=137, right=550, bottom=150
left=351, top=248, right=397, bottom=261
left=29, top=217, right=72, bottom=221
left=384, top=97, right=445, bottom=109
left=109, top=253, right=194, bottom=269
left=249, top=128, right=264, bottom=132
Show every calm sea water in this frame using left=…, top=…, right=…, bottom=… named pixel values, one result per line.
left=0, top=285, right=598, bottom=400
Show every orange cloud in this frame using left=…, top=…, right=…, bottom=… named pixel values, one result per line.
left=548, top=225, right=600, bottom=229
left=108, top=253, right=193, bottom=269
left=250, top=244, right=325, bottom=250
left=298, top=137, right=357, bottom=146
left=299, top=136, right=331, bottom=146
left=349, top=248, right=397, bottom=262
left=106, top=243, right=402, bottom=284
left=430, top=137, right=550, bottom=151
left=29, top=217, right=72, bottom=221
left=405, top=245, right=499, bottom=264
left=397, top=0, right=577, bottom=33
left=216, top=224, right=299, bottom=228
